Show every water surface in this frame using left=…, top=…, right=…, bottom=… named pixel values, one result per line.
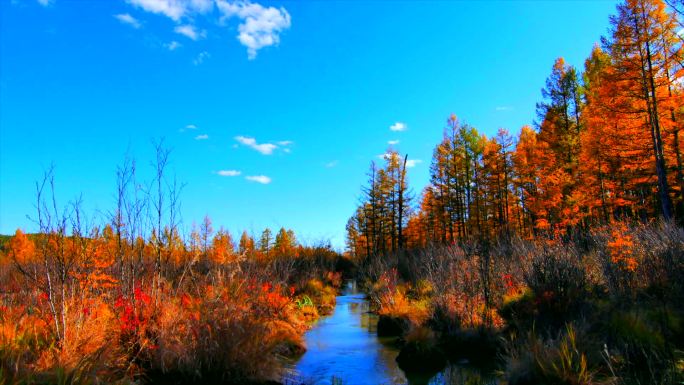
left=286, top=282, right=496, bottom=385
left=286, top=281, right=407, bottom=384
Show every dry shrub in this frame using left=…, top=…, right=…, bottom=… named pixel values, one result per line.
left=592, top=221, right=684, bottom=303
left=38, top=297, right=125, bottom=377
left=0, top=302, right=52, bottom=381
left=522, top=241, right=588, bottom=330
left=505, top=324, right=603, bottom=385
left=372, top=269, right=430, bottom=327
left=144, top=282, right=304, bottom=383
left=302, top=278, right=337, bottom=315
left=1, top=295, right=129, bottom=385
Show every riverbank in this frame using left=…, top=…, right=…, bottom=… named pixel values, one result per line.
left=356, top=222, right=684, bottom=385
left=0, top=229, right=350, bottom=385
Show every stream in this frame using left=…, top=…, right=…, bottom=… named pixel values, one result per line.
left=283, top=281, right=475, bottom=385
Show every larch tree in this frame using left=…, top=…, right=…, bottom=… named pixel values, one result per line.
left=238, top=231, right=255, bottom=258
left=259, top=228, right=273, bottom=260
left=605, top=0, right=681, bottom=219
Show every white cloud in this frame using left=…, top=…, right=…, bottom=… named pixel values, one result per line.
left=179, top=123, right=197, bottom=132
left=190, top=0, right=213, bottom=13
left=388, top=140, right=400, bottom=145
left=193, top=51, right=210, bottom=65
left=126, top=0, right=186, bottom=21
left=216, top=0, right=291, bottom=60
left=125, top=0, right=212, bottom=21
left=124, top=0, right=290, bottom=60
left=235, top=135, right=277, bottom=155
left=165, top=41, right=182, bottom=50
left=175, top=24, right=206, bottom=40
left=390, top=122, right=407, bottom=132
left=495, top=106, right=513, bottom=111
left=37, top=0, right=52, bottom=6
left=406, top=159, right=422, bottom=168
left=246, top=175, right=271, bottom=184
left=325, top=160, right=339, bottom=168
left=195, top=134, right=209, bottom=140
left=217, top=170, right=241, bottom=176
left=277, top=140, right=293, bottom=146
left=114, top=13, right=141, bottom=28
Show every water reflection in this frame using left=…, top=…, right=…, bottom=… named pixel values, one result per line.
left=286, top=281, right=406, bottom=385
left=285, top=281, right=499, bottom=385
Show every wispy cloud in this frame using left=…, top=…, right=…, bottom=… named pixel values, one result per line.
left=217, top=170, right=241, bottom=177
left=495, top=106, right=513, bottom=111
left=193, top=51, right=210, bottom=65
left=235, top=136, right=277, bottom=155
left=246, top=175, right=271, bottom=184
left=190, top=0, right=213, bottom=14
left=165, top=41, right=182, bottom=51
left=390, top=122, right=407, bottom=132
left=175, top=24, right=206, bottom=40
left=195, top=134, right=209, bottom=140
left=127, top=0, right=183, bottom=21
left=325, top=160, right=339, bottom=168
left=179, top=123, right=197, bottom=132
left=114, top=13, right=141, bottom=28
left=37, top=0, right=53, bottom=7
left=406, top=159, right=422, bottom=168
left=126, top=0, right=212, bottom=21
left=216, top=0, right=291, bottom=60
left=388, top=140, right=400, bottom=145
left=277, top=140, right=293, bottom=146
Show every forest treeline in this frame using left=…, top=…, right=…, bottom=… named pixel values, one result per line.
left=347, top=0, right=684, bottom=257
left=346, top=1, right=684, bottom=384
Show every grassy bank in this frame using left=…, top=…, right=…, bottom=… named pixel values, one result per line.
left=357, top=221, right=684, bottom=384
left=0, top=232, right=347, bottom=385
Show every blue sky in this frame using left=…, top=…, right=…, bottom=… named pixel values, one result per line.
left=0, top=0, right=618, bottom=248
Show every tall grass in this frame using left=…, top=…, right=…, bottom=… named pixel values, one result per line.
left=355, top=220, right=684, bottom=383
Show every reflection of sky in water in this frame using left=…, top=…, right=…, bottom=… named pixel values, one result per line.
left=288, top=283, right=407, bottom=385
left=286, top=282, right=499, bottom=385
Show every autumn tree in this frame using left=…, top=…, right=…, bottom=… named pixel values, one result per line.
left=259, top=228, right=273, bottom=260
left=533, top=58, right=585, bottom=232
left=274, top=227, right=297, bottom=258
left=8, top=229, right=36, bottom=266
left=604, top=0, right=682, bottom=219
left=238, top=231, right=255, bottom=258
left=210, top=228, right=235, bottom=265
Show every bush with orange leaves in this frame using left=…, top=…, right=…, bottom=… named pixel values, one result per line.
left=0, top=224, right=344, bottom=385
left=429, top=251, right=505, bottom=332
left=140, top=280, right=305, bottom=383
left=0, top=273, right=313, bottom=384
left=593, top=221, right=684, bottom=302
left=0, top=291, right=128, bottom=384
left=370, top=268, right=431, bottom=327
